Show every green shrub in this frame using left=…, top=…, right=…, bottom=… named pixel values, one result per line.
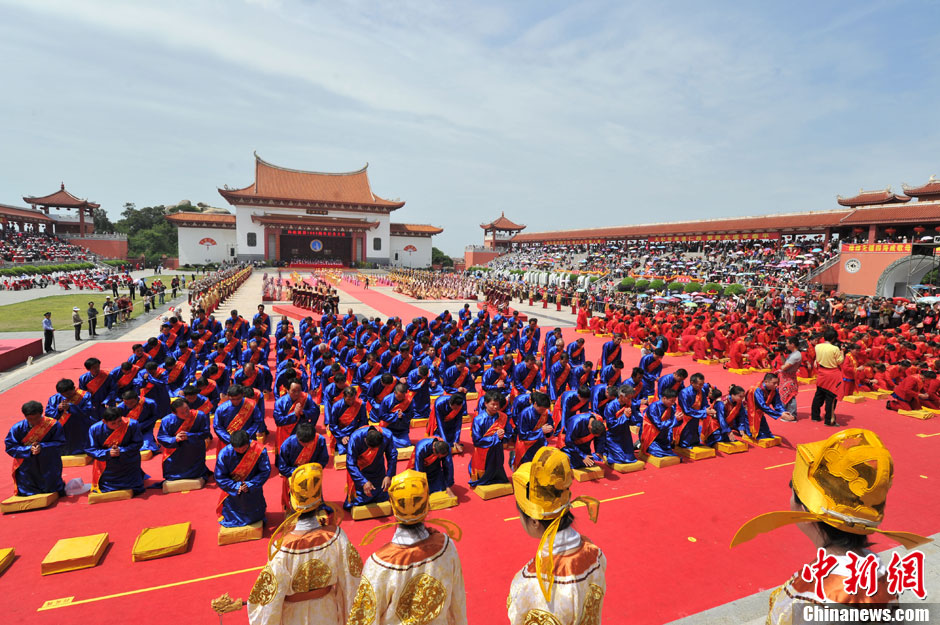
left=724, top=283, right=746, bottom=295
left=684, top=282, right=703, bottom=293
left=618, top=277, right=635, bottom=292
left=650, top=279, right=665, bottom=291
left=635, top=279, right=650, bottom=291
left=703, top=282, right=723, bottom=295
left=0, top=262, right=96, bottom=277
left=667, top=281, right=684, bottom=292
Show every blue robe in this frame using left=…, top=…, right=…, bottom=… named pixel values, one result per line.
left=602, top=399, right=638, bottom=464
left=638, top=354, right=663, bottom=397
left=78, top=371, right=112, bottom=412
left=45, top=391, right=97, bottom=455
left=406, top=370, right=435, bottom=420
left=214, top=444, right=270, bottom=527
left=214, top=398, right=265, bottom=445
left=344, top=427, right=397, bottom=509
left=5, top=418, right=65, bottom=496
left=157, top=410, right=211, bottom=481
left=675, top=386, right=709, bottom=449
left=413, top=437, right=454, bottom=493
left=135, top=370, right=171, bottom=423
left=561, top=413, right=606, bottom=469
left=747, top=385, right=781, bottom=439
left=273, top=393, right=320, bottom=434
left=468, top=411, right=509, bottom=487
left=513, top=405, right=553, bottom=467
left=599, top=340, right=622, bottom=368
left=481, top=368, right=511, bottom=398
left=656, top=374, right=685, bottom=399
left=376, top=393, right=415, bottom=448
left=276, top=434, right=329, bottom=477
left=117, top=398, right=160, bottom=452
left=328, top=397, right=368, bottom=455
left=548, top=362, right=571, bottom=401
left=441, top=365, right=476, bottom=395
left=86, top=420, right=145, bottom=493
left=431, top=395, right=466, bottom=447
left=642, top=401, right=677, bottom=457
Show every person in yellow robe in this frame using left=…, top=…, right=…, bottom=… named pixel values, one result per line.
left=731, top=428, right=932, bottom=624
left=507, top=447, right=606, bottom=625
left=248, top=463, right=362, bottom=625
left=346, top=469, right=466, bottom=625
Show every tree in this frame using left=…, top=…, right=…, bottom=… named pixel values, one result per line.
left=92, top=207, right=115, bottom=233
left=115, top=203, right=178, bottom=264
left=431, top=247, right=453, bottom=267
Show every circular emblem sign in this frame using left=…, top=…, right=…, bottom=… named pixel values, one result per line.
left=844, top=258, right=861, bottom=274
left=310, top=239, right=323, bottom=252
left=198, top=237, right=217, bottom=246
left=403, top=244, right=417, bottom=252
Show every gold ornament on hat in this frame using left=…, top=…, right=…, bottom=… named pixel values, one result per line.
left=267, top=463, right=339, bottom=560
left=359, top=470, right=462, bottom=546
left=731, top=429, right=931, bottom=549
left=512, top=447, right=599, bottom=603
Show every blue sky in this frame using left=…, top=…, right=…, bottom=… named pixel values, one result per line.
left=1, top=0, right=938, bottom=255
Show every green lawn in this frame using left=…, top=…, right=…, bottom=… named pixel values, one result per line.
left=0, top=293, right=151, bottom=333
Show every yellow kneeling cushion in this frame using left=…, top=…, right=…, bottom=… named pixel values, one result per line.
left=0, top=548, right=14, bottom=576
left=41, top=533, right=109, bottom=575
left=132, top=522, right=192, bottom=562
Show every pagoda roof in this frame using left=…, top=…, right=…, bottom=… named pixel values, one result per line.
left=836, top=188, right=910, bottom=207
left=219, top=153, right=404, bottom=211
left=838, top=203, right=940, bottom=226
left=390, top=223, right=443, bottom=236
left=250, top=213, right=379, bottom=230
left=165, top=212, right=236, bottom=229
left=480, top=212, right=526, bottom=231
left=511, top=209, right=850, bottom=243
left=0, top=203, right=54, bottom=222
left=902, top=176, right=940, bottom=200
left=23, top=183, right=100, bottom=209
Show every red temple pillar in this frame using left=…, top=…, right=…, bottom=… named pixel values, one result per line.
left=361, top=235, right=366, bottom=264
left=274, top=229, right=281, bottom=262
left=867, top=224, right=877, bottom=244
left=79, top=207, right=86, bottom=237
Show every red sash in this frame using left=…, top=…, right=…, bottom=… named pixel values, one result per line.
left=551, top=396, right=587, bottom=431
left=164, top=332, right=178, bottom=349
left=216, top=441, right=264, bottom=518
left=295, top=440, right=318, bottom=465
left=168, top=353, right=189, bottom=384
left=452, top=369, right=469, bottom=390
left=522, top=366, right=539, bottom=389
left=422, top=439, right=446, bottom=467
left=118, top=366, right=138, bottom=387
left=426, top=400, right=463, bottom=436
left=227, top=398, right=257, bottom=433
left=92, top=419, right=130, bottom=492
left=193, top=336, right=207, bottom=354
left=392, top=392, right=414, bottom=415
left=276, top=393, right=308, bottom=451
left=396, top=354, right=413, bottom=376
left=85, top=372, right=109, bottom=396
left=126, top=400, right=144, bottom=422
left=11, top=417, right=56, bottom=494
left=241, top=370, right=258, bottom=389
left=146, top=344, right=161, bottom=359
left=640, top=406, right=672, bottom=453
left=339, top=399, right=363, bottom=427
left=163, top=409, right=197, bottom=461
left=745, top=386, right=775, bottom=438
left=606, top=346, right=621, bottom=365
left=470, top=412, right=507, bottom=480
left=554, top=364, right=571, bottom=393
left=344, top=431, right=385, bottom=503
left=362, top=362, right=382, bottom=384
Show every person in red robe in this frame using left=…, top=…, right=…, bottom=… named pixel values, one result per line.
left=886, top=366, right=927, bottom=411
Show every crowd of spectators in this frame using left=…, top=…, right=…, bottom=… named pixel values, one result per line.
left=0, top=229, right=93, bottom=263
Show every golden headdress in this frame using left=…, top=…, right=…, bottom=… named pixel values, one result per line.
left=268, top=463, right=340, bottom=560
left=731, top=429, right=930, bottom=549
left=512, top=447, right=599, bottom=603
left=360, top=470, right=462, bottom=545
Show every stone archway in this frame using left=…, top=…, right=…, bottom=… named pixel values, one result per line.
left=875, top=255, right=940, bottom=298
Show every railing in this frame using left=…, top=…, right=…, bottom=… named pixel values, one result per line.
left=804, top=254, right=840, bottom=283
left=59, top=233, right=128, bottom=240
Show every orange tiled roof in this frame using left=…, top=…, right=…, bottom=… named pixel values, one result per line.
left=0, top=203, right=53, bottom=222
left=23, top=183, right=99, bottom=209
left=838, top=202, right=940, bottom=226
left=219, top=154, right=404, bottom=210
left=390, top=223, right=443, bottom=235
left=511, top=210, right=850, bottom=243
left=836, top=189, right=910, bottom=207
left=481, top=212, right=526, bottom=231
left=902, top=176, right=940, bottom=200
left=165, top=212, right=236, bottom=227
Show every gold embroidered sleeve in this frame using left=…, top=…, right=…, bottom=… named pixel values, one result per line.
left=396, top=573, right=447, bottom=625
left=248, top=565, right=278, bottom=606
left=347, top=578, right=377, bottom=625
left=522, top=609, right=562, bottom=625
left=346, top=542, right=364, bottom=577
left=577, top=583, right=604, bottom=625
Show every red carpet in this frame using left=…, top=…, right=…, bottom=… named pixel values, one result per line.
left=1, top=300, right=938, bottom=625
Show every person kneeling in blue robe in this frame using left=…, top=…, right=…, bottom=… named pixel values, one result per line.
left=413, top=436, right=455, bottom=496
left=640, top=388, right=679, bottom=457
left=117, top=389, right=160, bottom=454
left=562, top=412, right=607, bottom=469
left=87, top=407, right=145, bottom=494
left=468, top=391, right=510, bottom=487
left=375, top=383, right=415, bottom=449
left=5, top=400, right=65, bottom=496
left=602, top=386, right=640, bottom=465
left=157, top=398, right=211, bottom=481
left=344, top=425, right=397, bottom=510
left=215, top=430, right=270, bottom=527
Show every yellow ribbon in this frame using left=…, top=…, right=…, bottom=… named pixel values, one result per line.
left=360, top=517, right=463, bottom=546
left=267, top=502, right=339, bottom=561
left=535, top=495, right=600, bottom=603
left=730, top=510, right=931, bottom=550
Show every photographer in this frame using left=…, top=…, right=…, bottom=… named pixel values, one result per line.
left=811, top=327, right=843, bottom=426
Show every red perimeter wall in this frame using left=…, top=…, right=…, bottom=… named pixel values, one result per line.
left=464, top=249, right=501, bottom=267
left=70, top=238, right=129, bottom=259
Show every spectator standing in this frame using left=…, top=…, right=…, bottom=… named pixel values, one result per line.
left=87, top=301, right=98, bottom=337
left=72, top=307, right=83, bottom=341
left=42, top=312, right=54, bottom=353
